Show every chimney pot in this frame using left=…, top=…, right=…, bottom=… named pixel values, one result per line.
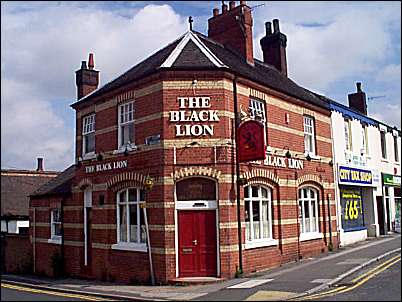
left=240, top=0, right=246, bottom=5
left=265, top=21, right=272, bottom=35
left=37, top=158, right=43, bottom=172
left=273, top=19, right=280, bottom=33
left=356, top=82, right=362, bottom=92
left=213, top=7, right=219, bottom=16
left=229, top=1, right=235, bottom=10
left=88, top=53, right=94, bottom=70
left=81, top=61, right=87, bottom=69
left=222, top=2, right=228, bottom=13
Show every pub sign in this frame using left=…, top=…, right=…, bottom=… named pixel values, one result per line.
left=237, top=120, right=265, bottom=162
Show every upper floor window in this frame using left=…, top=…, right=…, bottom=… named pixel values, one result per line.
left=50, top=209, right=62, bottom=240
left=344, top=119, right=352, bottom=151
left=380, top=130, right=387, bottom=159
left=118, top=102, right=135, bottom=149
left=244, top=185, right=273, bottom=242
left=249, top=99, right=267, bottom=144
left=116, top=188, right=146, bottom=247
left=394, top=135, right=399, bottom=162
left=361, top=126, right=368, bottom=155
left=82, top=114, right=95, bottom=156
left=298, top=187, right=319, bottom=235
left=304, top=115, right=316, bottom=155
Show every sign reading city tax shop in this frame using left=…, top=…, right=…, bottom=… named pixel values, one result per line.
left=338, top=165, right=375, bottom=186
left=170, top=97, right=220, bottom=137
left=85, top=160, right=128, bottom=173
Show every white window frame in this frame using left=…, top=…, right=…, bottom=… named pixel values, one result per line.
left=344, top=119, right=352, bottom=151
left=249, top=99, right=267, bottom=145
left=117, top=101, right=136, bottom=152
left=298, top=187, right=321, bottom=241
left=112, top=187, right=147, bottom=252
left=82, top=114, right=95, bottom=158
left=380, top=130, right=387, bottom=159
left=362, top=125, right=369, bottom=155
left=394, top=135, right=399, bottom=162
left=49, top=209, right=62, bottom=244
left=304, top=115, right=316, bottom=156
left=244, top=185, right=277, bottom=249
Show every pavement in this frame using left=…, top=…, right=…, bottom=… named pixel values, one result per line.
left=1, top=233, right=401, bottom=301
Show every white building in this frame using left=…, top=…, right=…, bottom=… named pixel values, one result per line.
left=330, top=83, right=401, bottom=246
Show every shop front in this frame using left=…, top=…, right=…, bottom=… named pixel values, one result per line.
left=382, top=173, right=401, bottom=233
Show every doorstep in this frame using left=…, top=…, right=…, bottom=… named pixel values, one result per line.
left=168, top=277, right=226, bottom=286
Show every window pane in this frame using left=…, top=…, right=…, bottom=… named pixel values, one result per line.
left=140, top=208, right=146, bottom=243
left=311, top=201, right=317, bottom=232
left=299, top=201, right=304, bottom=233
left=245, top=200, right=251, bottom=240
left=55, top=223, right=62, bottom=236
left=252, top=186, right=259, bottom=198
left=119, top=190, right=126, bottom=203
left=304, top=201, right=310, bottom=232
left=128, top=189, right=137, bottom=202
left=252, top=201, right=260, bottom=239
left=120, top=205, right=127, bottom=242
left=244, top=186, right=249, bottom=198
left=140, top=189, right=145, bottom=201
left=128, top=123, right=135, bottom=144
left=129, top=204, right=137, bottom=243
left=262, top=201, right=270, bottom=238
left=261, top=187, right=268, bottom=198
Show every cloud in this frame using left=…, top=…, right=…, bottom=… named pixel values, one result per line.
left=1, top=2, right=187, bottom=170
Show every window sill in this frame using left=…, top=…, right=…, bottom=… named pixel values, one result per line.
left=305, top=152, right=320, bottom=160
left=299, top=232, right=323, bottom=242
left=113, top=145, right=138, bottom=155
left=244, top=239, right=278, bottom=250
left=82, top=153, right=96, bottom=160
left=111, top=242, right=147, bottom=252
left=381, top=159, right=389, bottom=163
left=48, top=237, right=62, bottom=245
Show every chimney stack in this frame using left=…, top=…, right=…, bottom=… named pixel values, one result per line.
left=348, top=82, right=367, bottom=115
left=75, top=53, right=99, bottom=100
left=208, top=1, right=254, bottom=65
left=260, top=19, right=288, bottom=77
left=36, top=158, right=43, bottom=172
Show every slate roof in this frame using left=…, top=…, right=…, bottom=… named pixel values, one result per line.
left=71, top=31, right=330, bottom=110
left=1, top=169, right=60, bottom=217
left=30, top=164, right=76, bottom=198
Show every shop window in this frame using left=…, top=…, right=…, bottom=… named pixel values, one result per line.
left=115, top=188, right=146, bottom=249
left=249, top=99, right=267, bottom=145
left=176, top=178, right=216, bottom=201
left=303, top=115, right=316, bottom=155
left=82, top=114, right=95, bottom=156
left=244, top=185, right=273, bottom=244
left=298, top=187, right=319, bottom=236
left=340, top=188, right=364, bottom=231
left=394, top=135, right=399, bottom=162
left=118, top=102, right=135, bottom=150
left=380, top=130, right=387, bottom=159
left=50, top=209, right=62, bottom=242
left=344, top=119, right=352, bottom=151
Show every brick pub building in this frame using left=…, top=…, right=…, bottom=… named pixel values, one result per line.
left=30, top=1, right=338, bottom=284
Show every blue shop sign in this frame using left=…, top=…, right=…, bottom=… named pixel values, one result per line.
left=338, top=166, right=374, bottom=186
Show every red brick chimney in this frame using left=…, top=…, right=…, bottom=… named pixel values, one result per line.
left=348, top=82, right=367, bottom=115
left=260, top=19, right=288, bottom=77
left=208, top=1, right=254, bottom=65
left=75, top=53, right=99, bottom=100
left=36, top=157, right=43, bottom=172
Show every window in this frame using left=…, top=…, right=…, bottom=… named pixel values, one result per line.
left=249, top=99, right=267, bottom=144
left=50, top=209, right=62, bottom=240
left=304, top=115, right=316, bottom=155
left=82, top=114, right=95, bottom=156
left=116, top=188, right=146, bottom=246
left=244, top=185, right=272, bottom=242
left=118, top=102, right=135, bottom=149
left=380, top=131, right=387, bottom=159
left=344, top=119, right=352, bottom=151
left=298, top=187, right=319, bottom=235
left=362, top=126, right=368, bottom=155
left=394, top=135, right=399, bottom=162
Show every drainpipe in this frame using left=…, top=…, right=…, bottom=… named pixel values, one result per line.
left=295, top=171, right=301, bottom=260
left=61, top=197, right=65, bottom=277
left=33, top=208, right=36, bottom=274
left=233, top=75, right=243, bottom=276
left=327, top=193, right=333, bottom=248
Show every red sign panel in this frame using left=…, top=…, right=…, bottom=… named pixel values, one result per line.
left=237, top=120, right=265, bottom=162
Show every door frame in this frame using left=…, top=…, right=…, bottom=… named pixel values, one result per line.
left=174, top=177, right=220, bottom=278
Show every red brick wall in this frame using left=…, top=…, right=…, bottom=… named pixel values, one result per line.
left=2, top=234, right=32, bottom=274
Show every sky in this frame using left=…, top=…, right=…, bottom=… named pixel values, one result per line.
left=1, top=1, right=401, bottom=171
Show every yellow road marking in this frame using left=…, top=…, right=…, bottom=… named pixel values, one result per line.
left=294, top=255, right=401, bottom=300
left=1, top=282, right=113, bottom=301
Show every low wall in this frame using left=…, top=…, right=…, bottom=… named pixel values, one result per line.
left=1, top=233, right=33, bottom=274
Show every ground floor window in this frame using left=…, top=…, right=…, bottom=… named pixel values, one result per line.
left=50, top=209, right=62, bottom=240
left=299, top=187, right=319, bottom=234
left=116, top=188, right=146, bottom=244
left=244, top=185, right=273, bottom=241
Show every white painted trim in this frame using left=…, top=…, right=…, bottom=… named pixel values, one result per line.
left=245, top=239, right=278, bottom=250
left=82, top=152, right=96, bottom=160
left=176, top=200, right=217, bottom=210
left=48, top=237, right=62, bottom=245
left=111, top=242, right=148, bottom=252
left=160, top=31, right=227, bottom=68
left=299, top=232, right=323, bottom=241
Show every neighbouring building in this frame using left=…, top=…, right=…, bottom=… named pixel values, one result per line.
left=328, top=83, right=401, bottom=246
left=30, top=1, right=339, bottom=284
left=1, top=158, right=59, bottom=234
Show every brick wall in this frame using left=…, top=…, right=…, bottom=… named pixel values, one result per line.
left=1, top=233, right=32, bottom=274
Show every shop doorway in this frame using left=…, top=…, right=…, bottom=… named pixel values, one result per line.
left=176, top=177, right=218, bottom=278
left=376, top=196, right=385, bottom=235
left=178, top=210, right=217, bottom=277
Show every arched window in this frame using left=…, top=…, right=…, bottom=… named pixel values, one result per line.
left=298, top=187, right=319, bottom=234
left=244, top=185, right=273, bottom=242
left=116, top=188, right=146, bottom=246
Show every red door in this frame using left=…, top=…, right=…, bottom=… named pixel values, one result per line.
left=178, top=210, right=217, bottom=277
